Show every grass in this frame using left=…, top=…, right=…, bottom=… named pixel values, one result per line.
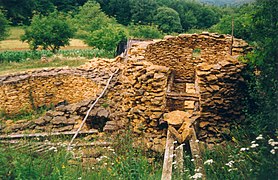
left=0, top=58, right=89, bottom=75
left=0, top=130, right=163, bottom=180
left=0, top=26, right=90, bottom=51
left=7, top=26, right=25, bottom=40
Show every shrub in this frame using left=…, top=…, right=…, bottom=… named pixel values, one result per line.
left=128, top=24, right=164, bottom=39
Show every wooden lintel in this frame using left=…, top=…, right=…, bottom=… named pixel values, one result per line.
left=167, top=92, right=199, bottom=98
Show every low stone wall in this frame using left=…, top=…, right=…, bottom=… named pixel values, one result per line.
left=0, top=69, right=101, bottom=115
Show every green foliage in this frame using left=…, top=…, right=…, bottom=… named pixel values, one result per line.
left=0, top=10, right=9, bottom=40
left=210, top=4, right=253, bottom=40
left=72, top=1, right=117, bottom=39
left=21, top=11, right=75, bottom=53
left=96, top=0, right=132, bottom=25
left=85, top=25, right=127, bottom=53
left=128, top=24, right=164, bottom=39
left=154, top=7, right=182, bottom=33
left=201, top=132, right=278, bottom=179
left=0, top=49, right=108, bottom=63
left=129, top=0, right=158, bottom=24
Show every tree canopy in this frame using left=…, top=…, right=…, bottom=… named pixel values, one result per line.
left=21, top=11, right=75, bottom=53
left=0, top=10, right=9, bottom=41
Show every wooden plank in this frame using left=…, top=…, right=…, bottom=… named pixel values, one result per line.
left=0, top=130, right=98, bottom=139
left=161, top=130, right=175, bottom=180
left=167, top=92, right=199, bottom=98
left=166, top=96, right=199, bottom=101
left=167, top=71, right=175, bottom=93
left=175, top=144, right=184, bottom=177
left=189, top=128, right=206, bottom=180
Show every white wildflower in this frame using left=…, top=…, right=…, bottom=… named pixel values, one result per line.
left=251, top=141, right=256, bottom=144
left=228, top=168, right=238, bottom=172
left=256, top=134, right=263, bottom=140
left=240, top=147, right=248, bottom=152
left=274, top=147, right=278, bottom=150
left=190, top=173, right=202, bottom=179
left=194, top=168, right=201, bottom=172
left=250, top=143, right=259, bottom=148
left=270, top=149, right=275, bottom=155
left=225, top=161, right=234, bottom=168
left=191, top=159, right=195, bottom=162
left=268, top=139, right=278, bottom=146
left=77, top=177, right=82, bottom=180
left=204, top=159, right=214, bottom=165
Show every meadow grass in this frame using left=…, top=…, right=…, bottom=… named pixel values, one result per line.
left=0, top=58, right=89, bottom=75
left=7, top=26, right=25, bottom=40
left=0, top=130, right=163, bottom=180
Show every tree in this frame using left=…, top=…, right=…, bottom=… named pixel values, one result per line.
left=71, top=1, right=117, bottom=39
left=154, top=7, right=182, bottom=33
left=0, top=0, right=35, bottom=25
left=21, top=11, right=75, bottom=53
left=0, top=10, right=9, bottom=41
left=129, top=0, right=158, bottom=24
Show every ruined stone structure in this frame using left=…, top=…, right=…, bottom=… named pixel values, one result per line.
left=0, top=33, right=249, bottom=148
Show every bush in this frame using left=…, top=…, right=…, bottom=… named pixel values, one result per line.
left=128, top=24, right=164, bottom=39
left=85, top=25, right=127, bottom=53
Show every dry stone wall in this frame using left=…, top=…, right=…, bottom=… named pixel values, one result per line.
left=0, top=68, right=101, bottom=115
left=195, top=58, right=246, bottom=143
left=144, top=33, right=249, bottom=82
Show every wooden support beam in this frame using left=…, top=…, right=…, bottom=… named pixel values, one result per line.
left=161, top=130, right=175, bottom=180
left=0, top=130, right=98, bottom=139
left=189, top=128, right=206, bottom=180
left=166, top=92, right=199, bottom=101
left=167, top=71, right=175, bottom=93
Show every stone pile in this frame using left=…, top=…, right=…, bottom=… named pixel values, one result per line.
left=195, top=57, right=246, bottom=143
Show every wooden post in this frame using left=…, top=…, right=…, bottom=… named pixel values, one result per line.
left=161, top=130, right=175, bottom=180
left=175, top=144, right=184, bottom=177
left=189, top=128, right=206, bottom=180
left=230, top=16, right=234, bottom=55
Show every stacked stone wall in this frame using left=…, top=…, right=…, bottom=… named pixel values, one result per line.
left=195, top=58, right=246, bottom=143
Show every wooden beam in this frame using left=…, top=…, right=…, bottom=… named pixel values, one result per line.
left=189, top=128, right=206, bottom=180
left=167, top=92, right=199, bottom=98
left=167, top=71, right=175, bottom=93
left=161, top=130, right=175, bottom=180
left=0, top=130, right=98, bottom=139
left=175, top=144, right=184, bottom=177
